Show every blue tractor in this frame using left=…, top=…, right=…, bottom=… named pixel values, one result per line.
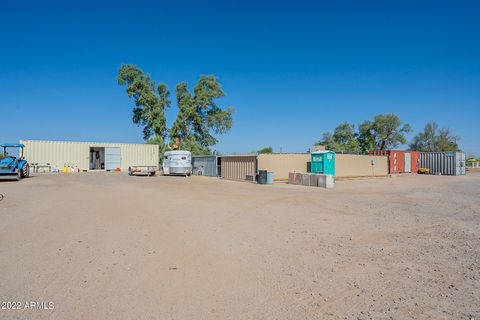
left=0, top=143, right=30, bottom=180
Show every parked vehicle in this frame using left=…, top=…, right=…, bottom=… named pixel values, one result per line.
left=128, top=165, right=158, bottom=176
left=0, top=143, right=30, bottom=180
left=162, top=150, right=192, bottom=176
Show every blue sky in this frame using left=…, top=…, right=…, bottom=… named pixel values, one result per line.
left=1, top=0, right=479, bottom=154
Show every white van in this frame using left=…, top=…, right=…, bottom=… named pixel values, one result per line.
left=162, top=150, right=192, bottom=176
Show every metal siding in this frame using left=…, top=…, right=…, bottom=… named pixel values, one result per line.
left=105, top=147, right=121, bottom=170
left=20, top=140, right=159, bottom=171
left=220, top=155, right=257, bottom=181
left=192, top=156, right=218, bottom=176
left=336, top=154, right=388, bottom=177
left=257, top=153, right=310, bottom=180
left=392, top=151, right=405, bottom=173
left=411, top=151, right=420, bottom=173
left=420, top=152, right=466, bottom=175
left=370, top=150, right=420, bottom=174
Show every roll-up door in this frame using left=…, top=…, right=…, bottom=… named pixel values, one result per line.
left=105, top=147, right=121, bottom=170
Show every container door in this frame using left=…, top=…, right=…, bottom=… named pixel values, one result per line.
left=457, top=152, right=466, bottom=175
left=105, top=147, right=121, bottom=170
left=404, top=153, right=411, bottom=173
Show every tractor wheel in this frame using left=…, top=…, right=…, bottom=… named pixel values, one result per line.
left=16, top=170, right=22, bottom=181
left=23, top=164, right=30, bottom=178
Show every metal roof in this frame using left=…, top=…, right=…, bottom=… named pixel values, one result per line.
left=20, top=139, right=149, bottom=146
left=192, top=155, right=218, bottom=157
left=1, top=143, right=25, bottom=148
left=218, top=153, right=258, bottom=157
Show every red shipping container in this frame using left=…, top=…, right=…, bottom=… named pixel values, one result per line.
left=369, top=150, right=420, bottom=174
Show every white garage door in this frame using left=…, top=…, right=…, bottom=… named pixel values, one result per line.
left=105, top=147, right=121, bottom=170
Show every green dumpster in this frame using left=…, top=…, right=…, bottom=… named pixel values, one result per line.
left=310, top=151, right=335, bottom=176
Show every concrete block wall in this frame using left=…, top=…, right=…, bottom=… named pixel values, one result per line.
left=288, top=172, right=334, bottom=188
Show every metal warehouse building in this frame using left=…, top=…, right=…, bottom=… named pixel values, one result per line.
left=20, top=140, right=159, bottom=172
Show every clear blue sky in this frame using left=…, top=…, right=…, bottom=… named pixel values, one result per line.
left=1, top=0, right=479, bottom=154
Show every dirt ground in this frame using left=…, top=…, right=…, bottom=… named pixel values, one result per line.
left=0, top=172, right=479, bottom=320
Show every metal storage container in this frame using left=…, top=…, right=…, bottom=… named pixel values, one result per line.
left=370, top=150, right=420, bottom=174
left=335, top=154, right=388, bottom=177
left=192, top=155, right=218, bottom=177
left=219, top=155, right=257, bottom=181
left=420, top=152, right=466, bottom=175
left=20, top=140, right=159, bottom=172
left=310, top=151, right=335, bottom=176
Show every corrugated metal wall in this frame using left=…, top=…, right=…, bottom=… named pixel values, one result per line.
left=257, top=153, right=309, bottom=180
left=420, top=152, right=466, bottom=175
left=336, top=154, right=389, bottom=177
left=192, top=156, right=218, bottom=176
left=20, top=140, right=159, bottom=171
left=456, top=152, right=466, bottom=175
left=370, top=150, right=420, bottom=174
left=410, top=151, right=420, bottom=173
left=220, top=155, right=257, bottom=181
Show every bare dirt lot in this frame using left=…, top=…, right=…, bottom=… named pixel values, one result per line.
left=1, top=173, right=479, bottom=319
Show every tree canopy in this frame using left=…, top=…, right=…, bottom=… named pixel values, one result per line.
left=358, top=114, right=411, bottom=151
left=117, top=65, right=170, bottom=143
left=118, top=65, right=233, bottom=155
left=169, top=76, right=234, bottom=154
left=258, top=147, right=273, bottom=154
left=317, top=115, right=411, bottom=153
left=316, top=122, right=360, bottom=153
left=410, top=122, right=459, bottom=152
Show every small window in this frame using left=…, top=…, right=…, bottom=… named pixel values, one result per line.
left=181, top=156, right=186, bottom=160
left=164, top=156, right=168, bottom=160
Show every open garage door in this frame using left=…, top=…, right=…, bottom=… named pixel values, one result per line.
left=105, top=147, right=121, bottom=171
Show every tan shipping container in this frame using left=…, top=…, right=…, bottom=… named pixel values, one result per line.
left=20, top=140, right=159, bottom=172
left=336, top=154, right=388, bottom=178
left=257, top=153, right=310, bottom=181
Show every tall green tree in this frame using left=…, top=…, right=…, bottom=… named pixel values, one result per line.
left=117, top=64, right=170, bottom=143
left=410, top=122, right=459, bottom=152
left=316, top=122, right=360, bottom=153
left=170, top=82, right=193, bottom=146
left=358, top=114, right=411, bottom=151
left=357, top=120, right=376, bottom=153
left=170, top=75, right=234, bottom=154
